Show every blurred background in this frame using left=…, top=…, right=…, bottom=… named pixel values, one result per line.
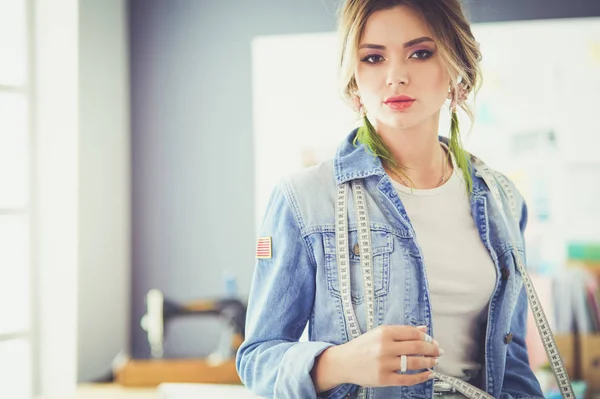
left=0, top=0, right=599, bottom=398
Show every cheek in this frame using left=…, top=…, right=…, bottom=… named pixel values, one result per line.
left=418, top=63, right=449, bottom=98
left=356, top=64, right=384, bottom=90
left=355, top=67, right=385, bottom=107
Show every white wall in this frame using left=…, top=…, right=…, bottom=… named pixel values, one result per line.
left=35, top=0, right=79, bottom=394
left=34, top=0, right=130, bottom=394
left=252, top=18, right=600, bottom=251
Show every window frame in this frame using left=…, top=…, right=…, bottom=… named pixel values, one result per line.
left=0, top=0, right=36, bottom=396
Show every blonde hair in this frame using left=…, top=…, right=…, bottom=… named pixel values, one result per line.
left=338, top=0, right=482, bottom=121
left=337, top=0, right=483, bottom=193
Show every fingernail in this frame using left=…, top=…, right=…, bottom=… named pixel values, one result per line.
left=433, top=339, right=439, bottom=346
left=428, top=373, right=435, bottom=380
left=439, top=349, right=445, bottom=356
left=434, top=358, right=439, bottom=365
left=416, top=325, right=428, bottom=331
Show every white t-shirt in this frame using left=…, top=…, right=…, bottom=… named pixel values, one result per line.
left=390, top=149, right=497, bottom=380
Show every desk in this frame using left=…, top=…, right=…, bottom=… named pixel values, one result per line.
left=159, top=383, right=262, bottom=398
left=35, top=383, right=262, bottom=399
left=35, top=384, right=159, bottom=399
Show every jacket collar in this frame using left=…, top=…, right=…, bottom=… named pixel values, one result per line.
left=333, top=128, right=489, bottom=196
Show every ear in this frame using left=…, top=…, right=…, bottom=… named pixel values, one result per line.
left=448, top=83, right=469, bottom=109
left=351, top=96, right=362, bottom=113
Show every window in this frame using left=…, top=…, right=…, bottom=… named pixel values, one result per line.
left=0, top=0, right=33, bottom=398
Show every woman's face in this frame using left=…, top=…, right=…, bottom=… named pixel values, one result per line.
left=355, top=5, right=450, bottom=131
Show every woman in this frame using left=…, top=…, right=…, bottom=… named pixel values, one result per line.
left=236, top=1, right=548, bottom=398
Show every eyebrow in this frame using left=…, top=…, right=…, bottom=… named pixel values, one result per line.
left=358, top=36, right=434, bottom=50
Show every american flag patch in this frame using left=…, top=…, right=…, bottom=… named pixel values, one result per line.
left=256, top=237, right=272, bottom=259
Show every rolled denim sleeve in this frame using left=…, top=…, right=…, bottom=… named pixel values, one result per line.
left=500, top=199, right=544, bottom=398
left=236, top=180, right=345, bottom=398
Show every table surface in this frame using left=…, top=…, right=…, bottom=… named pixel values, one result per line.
left=159, top=383, right=262, bottom=398
left=35, top=384, right=158, bottom=399
left=35, top=383, right=263, bottom=399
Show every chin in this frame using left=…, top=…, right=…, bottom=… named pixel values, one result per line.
left=381, top=115, right=418, bottom=130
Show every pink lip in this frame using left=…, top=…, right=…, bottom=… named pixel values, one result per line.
left=384, top=95, right=415, bottom=110
left=384, top=95, right=415, bottom=103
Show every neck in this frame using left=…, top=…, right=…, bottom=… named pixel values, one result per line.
left=372, top=113, right=453, bottom=189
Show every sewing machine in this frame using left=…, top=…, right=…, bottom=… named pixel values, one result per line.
left=114, top=289, right=247, bottom=387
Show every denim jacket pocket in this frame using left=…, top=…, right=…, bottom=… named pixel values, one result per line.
left=323, top=228, right=393, bottom=304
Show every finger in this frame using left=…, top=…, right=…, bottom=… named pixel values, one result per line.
left=379, top=325, right=436, bottom=344
left=383, top=355, right=439, bottom=372
left=386, top=341, right=442, bottom=357
left=383, top=370, right=435, bottom=387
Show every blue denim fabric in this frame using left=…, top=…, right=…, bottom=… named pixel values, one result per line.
left=236, top=129, right=544, bottom=399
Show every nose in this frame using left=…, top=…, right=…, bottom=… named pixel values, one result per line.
left=386, top=61, right=409, bottom=86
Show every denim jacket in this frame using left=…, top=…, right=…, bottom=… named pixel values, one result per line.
left=236, top=130, right=544, bottom=399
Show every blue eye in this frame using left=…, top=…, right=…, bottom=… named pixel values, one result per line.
left=410, top=50, right=434, bottom=60
left=360, top=54, right=384, bottom=64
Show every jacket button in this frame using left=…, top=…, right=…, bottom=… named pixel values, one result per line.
left=501, top=268, right=510, bottom=280
left=505, top=332, right=514, bottom=344
left=353, top=243, right=360, bottom=256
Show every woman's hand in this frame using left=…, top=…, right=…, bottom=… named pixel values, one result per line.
left=312, top=325, right=442, bottom=392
